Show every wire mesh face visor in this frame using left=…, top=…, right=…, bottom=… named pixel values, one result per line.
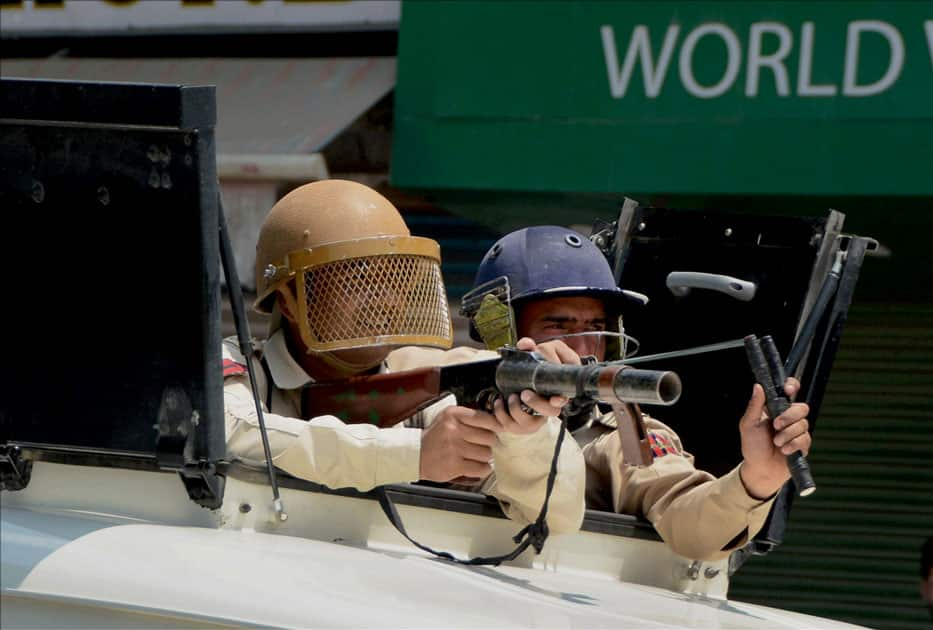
left=277, top=236, right=453, bottom=352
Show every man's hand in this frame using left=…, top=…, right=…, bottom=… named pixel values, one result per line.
left=486, top=337, right=578, bottom=435
left=518, top=337, right=582, bottom=366
left=419, top=406, right=502, bottom=482
left=739, top=378, right=812, bottom=500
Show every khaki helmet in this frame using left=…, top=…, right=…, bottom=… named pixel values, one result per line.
left=255, top=179, right=452, bottom=352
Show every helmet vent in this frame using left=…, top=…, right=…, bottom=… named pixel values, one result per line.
left=564, top=234, right=583, bottom=248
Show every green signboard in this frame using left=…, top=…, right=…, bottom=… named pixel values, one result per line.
left=392, top=1, right=933, bottom=196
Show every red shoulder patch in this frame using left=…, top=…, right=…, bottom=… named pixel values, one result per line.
left=223, top=358, right=247, bottom=378
left=649, top=431, right=680, bottom=458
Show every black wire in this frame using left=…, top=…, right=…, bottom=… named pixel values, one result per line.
left=376, top=417, right=569, bottom=566
left=218, top=192, right=283, bottom=514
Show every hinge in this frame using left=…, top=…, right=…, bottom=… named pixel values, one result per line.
left=178, top=460, right=225, bottom=510
left=155, top=386, right=225, bottom=509
left=0, top=444, right=33, bottom=491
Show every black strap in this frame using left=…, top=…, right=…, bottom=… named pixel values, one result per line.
left=375, top=417, right=568, bottom=566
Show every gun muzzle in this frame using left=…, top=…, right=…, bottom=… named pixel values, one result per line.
left=601, top=366, right=682, bottom=406
left=495, top=350, right=682, bottom=406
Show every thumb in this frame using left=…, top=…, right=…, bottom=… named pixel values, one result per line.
left=739, top=384, right=766, bottom=430
left=515, top=337, right=537, bottom=351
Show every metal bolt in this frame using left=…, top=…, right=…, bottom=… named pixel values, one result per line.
left=263, top=264, right=278, bottom=280
left=637, top=222, right=646, bottom=232
left=183, top=134, right=193, bottom=146
left=238, top=503, right=252, bottom=514
left=31, top=181, right=45, bottom=203
left=704, top=567, right=720, bottom=579
left=724, top=228, right=733, bottom=237
left=97, top=186, right=110, bottom=206
left=686, top=561, right=701, bottom=580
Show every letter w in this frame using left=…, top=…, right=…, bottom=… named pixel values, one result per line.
left=601, top=24, right=680, bottom=98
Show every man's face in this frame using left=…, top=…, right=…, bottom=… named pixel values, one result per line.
left=516, top=296, right=608, bottom=361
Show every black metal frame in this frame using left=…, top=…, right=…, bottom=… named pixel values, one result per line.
left=0, top=78, right=224, bottom=508
left=736, top=234, right=874, bottom=568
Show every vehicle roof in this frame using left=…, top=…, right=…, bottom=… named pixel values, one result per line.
left=3, top=485, right=863, bottom=630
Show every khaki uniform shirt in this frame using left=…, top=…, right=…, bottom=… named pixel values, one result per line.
left=223, top=337, right=585, bottom=534
left=576, top=411, right=776, bottom=561
left=389, top=345, right=776, bottom=561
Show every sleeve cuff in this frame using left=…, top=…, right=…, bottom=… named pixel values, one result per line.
left=494, top=417, right=559, bottom=452
left=720, top=464, right=776, bottom=511
left=372, top=427, right=423, bottom=487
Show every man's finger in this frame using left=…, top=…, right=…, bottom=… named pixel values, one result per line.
left=507, top=394, right=550, bottom=429
left=492, top=398, right=520, bottom=430
left=519, top=391, right=564, bottom=417
left=739, top=384, right=767, bottom=430
left=457, top=421, right=500, bottom=447
left=780, top=433, right=812, bottom=456
left=515, top=337, right=538, bottom=352
left=457, top=441, right=493, bottom=463
left=784, top=377, right=801, bottom=400
left=774, top=418, right=809, bottom=448
left=453, top=407, right=505, bottom=433
left=535, top=340, right=582, bottom=365
left=774, top=403, right=809, bottom=430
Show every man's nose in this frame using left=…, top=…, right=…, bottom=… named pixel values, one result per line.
left=565, top=335, right=599, bottom=358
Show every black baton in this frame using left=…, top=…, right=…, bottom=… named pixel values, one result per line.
left=744, top=335, right=816, bottom=497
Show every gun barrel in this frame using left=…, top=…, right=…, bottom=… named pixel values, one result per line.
left=495, top=353, right=681, bottom=406
left=607, top=367, right=682, bottom=406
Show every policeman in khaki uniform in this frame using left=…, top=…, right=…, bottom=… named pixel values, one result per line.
left=222, top=181, right=585, bottom=533
left=405, top=226, right=813, bottom=561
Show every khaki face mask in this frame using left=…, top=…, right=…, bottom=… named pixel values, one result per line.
left=266, top=235, right=453, bottom=353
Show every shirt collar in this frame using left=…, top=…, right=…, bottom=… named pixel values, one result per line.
left=263, top=313, right=314, bottom=391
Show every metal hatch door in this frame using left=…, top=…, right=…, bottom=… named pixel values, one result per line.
left=591, top=199, right=874, bottom=559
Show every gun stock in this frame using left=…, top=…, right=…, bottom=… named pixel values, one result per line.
left=302, top=367, right=451, bottom=428
left=303, top=348, right=683, bottom=431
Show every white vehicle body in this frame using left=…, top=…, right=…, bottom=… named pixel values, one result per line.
left=2, top=460, right=863, bottom=629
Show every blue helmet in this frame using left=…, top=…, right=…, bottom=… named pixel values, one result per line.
left=463, top=226, right=646, bottom=344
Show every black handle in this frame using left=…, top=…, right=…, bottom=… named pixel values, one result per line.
left=745, top=335, right=816, bottom=497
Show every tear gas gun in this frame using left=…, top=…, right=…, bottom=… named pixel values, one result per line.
left=303, top=347, right=682, bottom=464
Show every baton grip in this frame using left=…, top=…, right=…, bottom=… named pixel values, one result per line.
left=744, top=335, right=816, bottom=497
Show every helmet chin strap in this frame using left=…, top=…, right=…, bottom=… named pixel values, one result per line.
left=312, top=348, right=385, bottom=376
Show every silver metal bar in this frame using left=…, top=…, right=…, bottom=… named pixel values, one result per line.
left=617, top=338, right=746, bottom=365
